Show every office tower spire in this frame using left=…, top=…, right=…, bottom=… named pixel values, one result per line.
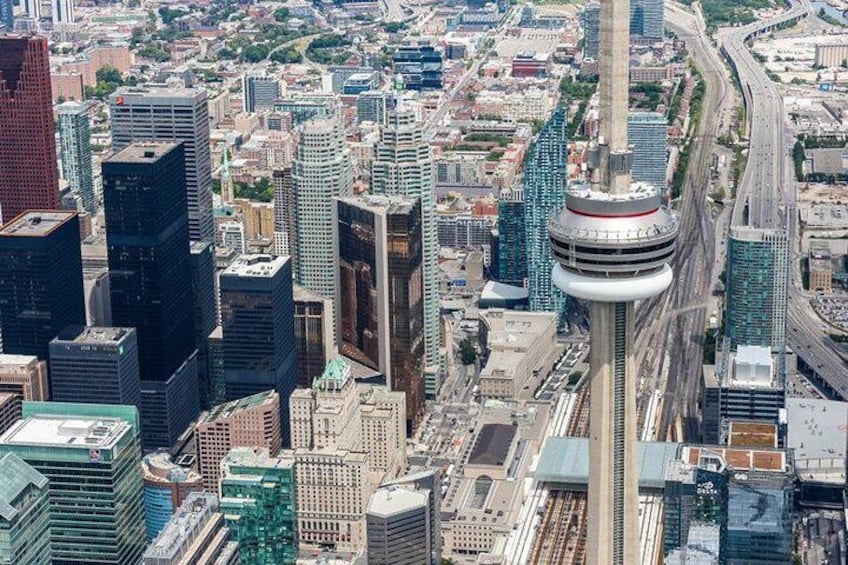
left=548, top=0, right=678, bottom=561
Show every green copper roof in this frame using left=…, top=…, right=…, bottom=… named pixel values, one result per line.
left=0, top=453, right=48, bottom=521
left=314, top=357, right=350, bottom=390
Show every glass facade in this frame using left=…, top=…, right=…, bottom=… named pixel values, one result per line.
left=725, top=228, right=788, bottom=350
left=0, top=403, right=146, bottom=565
left=628, top=112, right=668, bottom=190
left=726, top=472, right=794, bottom=563
left=58, top=101, right=96, bottom=215
left=524, top=107, right=568, bottom=330
left=497, top=187, right=527, bottom=287
left=220, top=455, right=298, bottom=564
left=0, top=453, right=51, bottom=565
left=103, top=142, right=200, bottom=449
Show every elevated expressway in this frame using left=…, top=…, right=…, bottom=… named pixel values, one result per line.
left=716, top=0, right=848, bottom=399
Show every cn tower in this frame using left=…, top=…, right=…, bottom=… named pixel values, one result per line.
left=548, top=0, right=678, bottom=561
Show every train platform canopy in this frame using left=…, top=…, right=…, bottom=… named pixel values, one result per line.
left=536, top=437, right=680, bottom=490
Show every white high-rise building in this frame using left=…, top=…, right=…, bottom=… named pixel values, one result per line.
left=110, top=87, right=214, bottom=243
left=23, top=0, right=41, bottom=20
left=371, top=111, right=441, bottom=375
left=57, top=101, right=95, bottom=214
left=292, top=116, right=353, bottom=298
left=51, top=0, right=73, bottom=25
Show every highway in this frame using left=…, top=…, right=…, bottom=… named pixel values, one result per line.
left=633, top=3, right=730, bottom=441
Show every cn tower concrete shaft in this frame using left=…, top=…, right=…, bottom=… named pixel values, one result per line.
left=586, top=301, right=640, bottom=565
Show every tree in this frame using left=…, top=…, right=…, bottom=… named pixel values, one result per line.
left=274, top=7, right=290, bottom=22
left=96, top=65, right=122, bottom=85
left=459, top=338, right=477, bottom=366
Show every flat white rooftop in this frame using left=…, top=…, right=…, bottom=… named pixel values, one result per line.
left=368, top=486, right=428, bottom=517
left=223, top=254, right=287, bottom=278
left=0, top=417, right=130, bottom=450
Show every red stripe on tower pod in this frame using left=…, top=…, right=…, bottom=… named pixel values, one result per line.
left=566, top=207, right=659, bottom=219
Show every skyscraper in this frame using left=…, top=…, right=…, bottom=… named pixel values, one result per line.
left=219, top=447, right=298, bottom=565
left=58, top=101, right=95, bottom=214
left=357, top=90, right=388, bottom=125
left=219, top=254, right=296, bottom=441
left=272, top=167, right=295, bottom=258
left=0, top=211, right=85, bottom=360
left=48, top=326, right=141, bottom=407
left=366, top=486, right=433, bottom=565
left=293, top=116, right=353, bottom=297
left=141, top=452, right=203, bottom=541
left=630, top=0, right=664, bottom=42
left=0, top=453, right=51, bottom=565
left=371, top=111, right=441, bottom=373
left=628, top=111, right=668, bottom=190
left=0, top=36, right=60, bottom=223
left=0, top=402, right=146, bottom=565
left=0, top=355, right=48, bottom=401
left=725, top=227, right=788, bottom=350
left=548, top=0, right=678, bottom=558
left=582, top=2, right=600, bottom=59
left=22, top=0, right=40, bottom=20
left=334, top=195, right=425, bottom=427
left=293, top=284, right=335, bottom=388
left=110, top=87, right=214, bottom=242
left=497, top=185, right=527, bottom=287
left=525, top=107, right=568, bottom=328
left=0, top=0, right=14, bottom=31
left=242, top=73, right=281, bottom=113
left=190, top=241, right=217, bottom=408
left=103, top=142, right=200, bottom=448
left=51, top=0, right=73, bottom=25
left=195, top=390, right=282, bottom=492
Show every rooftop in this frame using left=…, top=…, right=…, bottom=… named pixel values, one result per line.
left=0, top=416, right=131, bottom=450
left=368, top=486, right=428, bottom=517
left=0, top=453, right=47, bottom=522
left=221, top=447, right=294, bottom=473
left=108, top=141, right=180, bottom=164
left=787, top=397, right=848, bottom=484
left=0, top=354, right=40, bottom=369
left=536, top=438, right=680, bottom=490
left=0, top=211, right=77, bottom=238
left=199, top=390, right=278, bottom=425
left=337, top=194, right=418, bottom=216
left=144, top=492, right=219, bottom=560
left=480, top=280, right=529, bottom=302
left=681, top=445, right=788, bottom=473
left=223, top=254, right=288, bottom=278
left=467, top=423, right=517, bottom=467
left=727, top=421, right=778, bottom=449
left=53, top=325, right=133, bottom=345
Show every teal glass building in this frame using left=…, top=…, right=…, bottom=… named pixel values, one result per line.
left=725, top=227, right=788, bottom=350
left=497, top=186, right=527, bottom=288
left=220, top=448, right=298, bottom=564
left=0, top=402, right=145, bottom=564
left=0, top=453, right=51, bottom=565
left=524, top=107, right=568, bottom=329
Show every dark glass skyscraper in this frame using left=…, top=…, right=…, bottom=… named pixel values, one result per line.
left=0, top=211, right=85, bottom=360
left=497, top=186, right=527, bottom=288
left=103, top=142, right=200, bottom=448
left=334, top=195, right=425, bottom=428
left=220, top=254, right=296, bottom=443
left=190, top=241, right=217, bottom=408
left=0, top=36, right=60, bottom=223
left=49, top=326, right=141, bottom=407
left=524, top=107, right=568, bottom=329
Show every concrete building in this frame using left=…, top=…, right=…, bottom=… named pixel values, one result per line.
left=0, top=403, right=146, bottom=564
left=103, top=142, right=200, bottom=449
left=808, top=240, right=832, bottom=293
left=0, top=393, right=21, bottom=436
left=702, top=345, right=788, bottom=445
left=57, top=101, right=95, bottom=214
left=143, top=492, right=238, bottom=565
left=293, top=284, right=336, bottom=388
left=272, top=167, right=295, bottom=258
left=371, top=111, right=442, bottom=378
left=0, top=355, right=48, bottom=401
left=526, top=107, right=569, bottom=329
left=334, top=195, right=425, bottom=426
left=196, top=390, right=282, bottom=492
left=219, top=447, right=298, bottom=564
left=219, top=221, right=246, bottom=253
left=725, top=227, right=789, bottom=350
left=289, top=357, right=406, bottom=551
left=547, top=0, right=679, bottom=557
left=0, top=211, right=85, bottom=361
left=0, top=453, right=50, bottom=565
left=142, top=452, right=204, bottom=540
left=477, top=309, right=558, bottom=398
left=815, top=43, right=848, bottom=67
left=48, top=326, right=141, bottom=407
left=367, top=486, right=432, bottom=565
left=357, top=90, right=388, bottom=125
left=293, top=116, right=354, bottom=298
left=628, top=112, right=667, bottom=189
left=111, top=87, right=214, bottom=243
left=242, top=73, right=280, bottom=113
left=51, top=0, right=74, bottom=25
left=83, top=268, right=112, bottom=326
